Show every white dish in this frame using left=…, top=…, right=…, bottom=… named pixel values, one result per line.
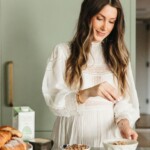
left=103, top=138, right=138, bottom=150
left=26, top=143, right=33, bottom=150
left=61, top=144, right=90, bottom=150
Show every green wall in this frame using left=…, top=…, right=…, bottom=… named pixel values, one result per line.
left=0, top=0, right=136, bottom=138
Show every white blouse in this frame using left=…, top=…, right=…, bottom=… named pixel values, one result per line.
left=42, top=42, right=140, bottom=149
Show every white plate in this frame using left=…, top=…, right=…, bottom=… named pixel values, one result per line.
left=26, top=143, right=33, bottom=150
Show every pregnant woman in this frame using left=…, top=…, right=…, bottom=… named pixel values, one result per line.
left=42, top=0, right=140, bottom=149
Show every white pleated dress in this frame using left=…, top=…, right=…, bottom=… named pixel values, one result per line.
left=42, top=42, right=140, bottom=149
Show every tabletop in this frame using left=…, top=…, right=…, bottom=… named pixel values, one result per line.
left=90, top=147, right=150, bottom=150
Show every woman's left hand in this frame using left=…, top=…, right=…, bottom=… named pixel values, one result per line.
left=117, top=119, right=138, bottom=140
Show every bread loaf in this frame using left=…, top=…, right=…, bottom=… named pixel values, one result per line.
left=0, top=126, right=25, bottom=150
left=0, top=138, right=27, bottom=150
left=0, top=131, right=12, bottom=148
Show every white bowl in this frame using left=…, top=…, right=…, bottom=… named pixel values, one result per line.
left=103, top=138, right=138, bottom=150
left=61, top=144, right=90, bottom=150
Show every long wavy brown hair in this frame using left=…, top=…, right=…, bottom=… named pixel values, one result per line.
left=65, top=0, right=129, bottom=95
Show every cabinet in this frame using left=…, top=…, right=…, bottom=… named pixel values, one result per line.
left=0, top=0, right=136, bottom=138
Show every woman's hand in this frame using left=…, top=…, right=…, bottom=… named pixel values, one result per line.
left=117, top=119, right=138, bottom=140
left=96, top=82, right=120, bottom=102
left=77, top=81, right=120, bottom=103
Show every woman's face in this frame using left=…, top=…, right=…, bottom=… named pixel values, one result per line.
left=91, top=4, right=117, bottom=42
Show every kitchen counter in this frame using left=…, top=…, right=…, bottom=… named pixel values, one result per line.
left=58, top=146, right=150, bottom=150
left=90, top=147, right=150, bottom=150
left=137, top=148, right=150, bottom=150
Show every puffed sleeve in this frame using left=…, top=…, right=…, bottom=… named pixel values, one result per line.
left=114, top=62, right=140, bottom=127
left=42, top=43, right=84, bottom=117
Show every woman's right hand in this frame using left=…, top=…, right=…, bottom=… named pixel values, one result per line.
left=95, top=81, right=120, bottom=102
left=78, top=82, right=120, bottom=103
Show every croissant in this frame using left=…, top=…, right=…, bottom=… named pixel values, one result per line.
left=0, top=126, right=26, bottom=150
left=0, top=138, right=27, bottom=150
left=0, top=131, right=12, bottom=148
left=0, top=126, right=13, bottom=132
left=0, top=126, right=22, bottom=138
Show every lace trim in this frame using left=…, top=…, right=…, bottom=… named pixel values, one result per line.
left=83, top=65, right=111, bottom=75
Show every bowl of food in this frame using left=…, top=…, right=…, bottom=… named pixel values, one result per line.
left=103, top=138, right=138, bottom=150
left=62, top=144, right=90, bottom=150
